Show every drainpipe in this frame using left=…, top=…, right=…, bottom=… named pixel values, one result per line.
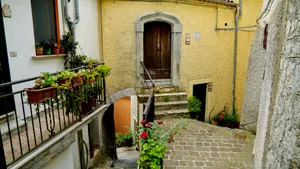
left=239, top=0, right=242, bottom=18
left=232, top=7, right=238, bottom=114
left=100, top=0, right=104, bottom=62
left=64, top=0, right=80, bottom=41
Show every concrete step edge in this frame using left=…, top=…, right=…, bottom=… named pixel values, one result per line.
left=138, top=92, right=187, bottom=98
left=155, top=101, right=188, bottom=106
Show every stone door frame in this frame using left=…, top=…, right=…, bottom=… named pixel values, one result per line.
left=135, top=11, right=182, bottom=87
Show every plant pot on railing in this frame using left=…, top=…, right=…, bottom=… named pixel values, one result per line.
left=25, top=87, right=57, bottom=103
left=81, top=101, right=91, bottom=115
left=90, top=95, right=98, bottom=107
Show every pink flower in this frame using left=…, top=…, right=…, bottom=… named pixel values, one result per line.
left=140, top=132, right=148, bottom=139
left=141, top=120, right=147, bottom=125
left=145, top=124, right=152, bottom=128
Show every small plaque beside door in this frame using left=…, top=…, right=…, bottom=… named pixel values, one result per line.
left=208, top=82, right=213, bottom=92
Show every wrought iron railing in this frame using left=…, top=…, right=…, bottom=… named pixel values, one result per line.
left=0, top=63, right=106, bottom=168
left=140, top=62, right=155, bottom=122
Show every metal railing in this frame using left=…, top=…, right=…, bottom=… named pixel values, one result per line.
left=140, top=62, right=155, bottom=122
left=0, top=63, right=107, bottom=168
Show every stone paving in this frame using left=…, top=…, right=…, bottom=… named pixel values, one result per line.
left=162, top=119, right=255, bottom=169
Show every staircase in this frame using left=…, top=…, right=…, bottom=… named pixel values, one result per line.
left=138, top=86, right=189, bottom=119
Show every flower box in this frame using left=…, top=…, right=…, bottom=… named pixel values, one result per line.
left=25, top=87, right=57, bottom=104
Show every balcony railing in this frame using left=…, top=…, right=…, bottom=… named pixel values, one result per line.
left=0, top=63, right=107, bottom=168
left=140, top=62, right=155, bottom=122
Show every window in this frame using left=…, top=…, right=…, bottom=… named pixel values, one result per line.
left=31, top=0, right=60, bottom=43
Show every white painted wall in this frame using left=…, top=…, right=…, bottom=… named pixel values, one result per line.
left=1, top=0, right=101, bottom=117
left=42, top=142, right=77, bottom=169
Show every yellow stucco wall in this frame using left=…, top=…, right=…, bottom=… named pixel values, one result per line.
left=101, top=0, right=262, bottom=118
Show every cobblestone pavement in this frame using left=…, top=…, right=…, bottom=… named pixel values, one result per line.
left=162, top=119, right=255, bottom=169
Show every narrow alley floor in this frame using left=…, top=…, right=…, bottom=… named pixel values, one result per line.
left=162, top=119, right=255, bottom=169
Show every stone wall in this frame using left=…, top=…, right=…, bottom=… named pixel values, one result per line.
left=240, top=26, right=266, bottom=133
left=246, top=0, right=300, bottom=168
left=265, top=0, right=300, bottom=168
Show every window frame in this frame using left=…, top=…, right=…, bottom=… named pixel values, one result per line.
left=31, top=0, right=61, bottom=43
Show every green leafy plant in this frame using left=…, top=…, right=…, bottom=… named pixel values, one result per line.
left=61, top=32, right=79, bottom=68
left=116, top=128, right=133, bottom=147
left=33, top=72, right=57, bottom=89
left=212, top=104, right=239, bottom=128
left=136, top=119, right=186, bottom=169
left=95, top=65, right=111, bottom=78
left=161, top=96, right=170, bottom=102
left=187, top=96, right=201, bottom=119
left=36, top=42, right=43, bottom=48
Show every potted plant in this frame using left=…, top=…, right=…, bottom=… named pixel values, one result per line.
left=212, top=105, right=240, bottom=128
left=94, top=65, right=111, bottom=78
left=187, top=96, right=201, bottom=119
left=52, top=42, right=60, bottom=55
left=35, top=43, right=43, bottom=55
left=42, top=38, right=54, bottom=55
left=56, top=70, right=83, bottom=89
left=25, top=72, right=58, bottom=103
left=136, top=119, right=186, bottom=169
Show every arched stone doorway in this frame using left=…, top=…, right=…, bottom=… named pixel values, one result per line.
left=135, top=11, right=182, bottom=87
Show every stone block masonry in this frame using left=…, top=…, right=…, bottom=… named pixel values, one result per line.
left=162, top=119, right=255, bottom=169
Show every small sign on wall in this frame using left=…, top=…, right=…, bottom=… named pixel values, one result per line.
left=185, top=33, right=191, bottom=45
left=208, top=82, right=213, bottom=92
left=193, top=32, right=200, bottom=40
left=2, top=4, right=12, bottom=18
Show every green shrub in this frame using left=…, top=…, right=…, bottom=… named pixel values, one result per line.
left=116, top=129, right=133, bottom=147
left=187, top=96, right=201, bottom=118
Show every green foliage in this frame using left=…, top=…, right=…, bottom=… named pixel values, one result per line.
left=95, top=65, right=111, bottom=78
left=41, top=38, right=54, bottom=50
left=187, top=96, right=201, bottom=113
left=136, top=119, right=186, bottom=169
left=36, top=42, right=42, bottom=48
left=116, top=128, right=133, bottom=147
left=161, top=96, right=170, bottom=102
left=61, top=32, right=79, bottom=69
left=213, top=104, right=239, bottom=127
left=61, top=32, right=78, bottom=55
left=34, top=72, right=57, bottom=89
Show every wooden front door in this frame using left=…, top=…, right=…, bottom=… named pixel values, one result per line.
left=144, top=22, right=171, bottom=79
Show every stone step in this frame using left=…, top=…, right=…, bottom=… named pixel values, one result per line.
left=155, top=109, right=189, bottom=119
left=138, top=92, right=187, bottom=103
left=0, top=112, right=15, bottom=126
left=136, top=86, right=180, bottom=94
left=155, top=101, right=188, bottom=111
left=1, top=119, right=26, bottom=141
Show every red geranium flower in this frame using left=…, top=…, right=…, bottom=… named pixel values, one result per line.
left=145, top=124, right=152, bottom=128
left=140, top=132, right=148, bottom=139
left=157, top=120, right=163, bottom=125
left=219, top=115, right=224, bottom=120
left=141, top=120, right=147, bottom=125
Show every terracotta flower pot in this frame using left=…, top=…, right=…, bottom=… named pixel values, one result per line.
left=52, top=46, right=60, bottom=55
left=36, top=48, right=43, bottom=55
left=59, top=47, right=65, bottom=54
left=25, top=87, right=57, bottom=104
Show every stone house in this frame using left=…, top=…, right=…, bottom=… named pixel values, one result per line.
left=101, top=0, right=262, bottom=122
